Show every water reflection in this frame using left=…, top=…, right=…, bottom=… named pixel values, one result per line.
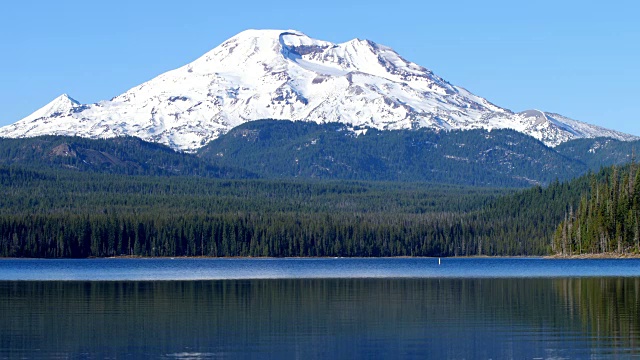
left=1, top=278, right=639, bottom=359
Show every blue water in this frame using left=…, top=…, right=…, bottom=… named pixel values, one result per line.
left=1, top=258, right=640, bottom=358
left=1, top=257, right=639, bottom=280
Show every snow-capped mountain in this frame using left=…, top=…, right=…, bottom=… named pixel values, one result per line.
left=1, top=29, right=637, bottom=151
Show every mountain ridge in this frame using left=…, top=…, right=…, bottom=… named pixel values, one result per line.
left=2, top=121, right=637, bottom=187
left=1, top=29, right=637, bottom=150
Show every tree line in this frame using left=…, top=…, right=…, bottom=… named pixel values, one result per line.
left=0, top=165, right=594, bottom=258
left=554, top=162, right=640, bottom=255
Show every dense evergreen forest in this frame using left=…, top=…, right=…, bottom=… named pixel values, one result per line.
left=554, top=162, right=640, bottom=255
left=0, top=136, right=255, bottom=178
left=1, top=122, right=635, bottom=258
left=1, top=121, right=637, bottom=187
left=0, top=165, right=593, bottom=258
left=200, top=120, right=589, bottom=186
left=555, top=137, right=640, bottom=170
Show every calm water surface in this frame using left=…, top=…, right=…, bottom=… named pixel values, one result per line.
left=1, top=257, right=640, bottom=280
left=1, top=258, right=639, bottom=359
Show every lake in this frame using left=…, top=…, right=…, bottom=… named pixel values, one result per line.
left=1, top=258, right=639, bottom=359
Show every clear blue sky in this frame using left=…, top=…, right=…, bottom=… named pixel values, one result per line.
left=1, top=0, right=639, bottom=135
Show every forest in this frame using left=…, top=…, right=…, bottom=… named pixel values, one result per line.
left=2, top=122, right=638, bottom=187
left=1, top=121, right=635, bottom=259
left=554, top=163, right=640, bottom=255
left=0, top=164, right=596, bottom=258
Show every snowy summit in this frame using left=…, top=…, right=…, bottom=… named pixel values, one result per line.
left=1, top=29, right=637, bottom=151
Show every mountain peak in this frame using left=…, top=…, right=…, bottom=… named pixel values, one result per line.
left=1, top=30, right=637, bottom=150
left=59, top=93, right=79, bottom=102
left=0, top=94, right=82, bottom=138
left=232, top=29, right=306, bottom=40
left=23, top=94, right=80, bottom=122
left=49, top=93, right=80, bottom=106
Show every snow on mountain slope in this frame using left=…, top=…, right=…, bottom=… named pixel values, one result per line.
left=1, top=29, right=637, bottom=151
left=16, top=94, right=81, bottom=127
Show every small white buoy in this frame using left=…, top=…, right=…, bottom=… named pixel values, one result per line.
left=438, top=258, right=441, bottom=265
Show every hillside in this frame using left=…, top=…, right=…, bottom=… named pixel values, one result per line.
left=1, top=121, right=638, bottom=188
left=199, top=120, right=593, bottom=187
left=0, top=136, right=255, bottom=178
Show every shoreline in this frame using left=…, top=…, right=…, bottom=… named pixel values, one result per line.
left=544, top=253, right=640, bottom=259
left=2, top=254, right=640, bottom=260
